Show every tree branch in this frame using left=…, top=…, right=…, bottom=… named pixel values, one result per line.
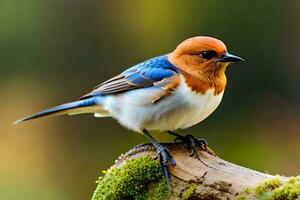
left=92, top=143, right=299, bottom=200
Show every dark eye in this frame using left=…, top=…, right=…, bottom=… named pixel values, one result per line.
left=200, top=51, right=216, bottom=60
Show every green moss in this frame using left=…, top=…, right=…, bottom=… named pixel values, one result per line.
left=182, top=184, right=197, bottom=200
left=255, top=177, right=282, bottom=198
left=92, top=155, right=169, bottom=200
left=237, top=188, right=251, bottom=200
left=144, top=181, right=169, bottom=200
left=268, top=177, right=300, bottom=200
left=238, top=176, right=300, bottom=200
left=237, top=196, right=246, bottom=200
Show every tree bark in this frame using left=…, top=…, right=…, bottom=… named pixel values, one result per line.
left=112, top=143, right=289, bottom=199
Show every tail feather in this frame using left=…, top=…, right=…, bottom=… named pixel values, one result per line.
left=14, top=97, right=98, bottom=124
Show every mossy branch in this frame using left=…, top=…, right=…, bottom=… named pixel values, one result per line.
left=92, top=143, right=300, bottom=200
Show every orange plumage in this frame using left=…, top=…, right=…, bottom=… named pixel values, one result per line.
left=169, top=36, right=229, bottom=95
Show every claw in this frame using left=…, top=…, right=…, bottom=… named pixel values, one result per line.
left=168, top=131, right=216, bottom=169
left=198, top=138, right=208, bottom=150
left=189, top=147, right=200, bottom=160
left=172, top=134, right=209, bottom=161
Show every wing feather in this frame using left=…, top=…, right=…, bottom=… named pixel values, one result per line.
left=79, top=55, right=179, bottom=99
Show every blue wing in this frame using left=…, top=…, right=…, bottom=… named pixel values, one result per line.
left=80, top=55, right=179, bottom=99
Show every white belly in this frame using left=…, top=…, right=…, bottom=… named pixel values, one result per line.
left=171, top=86, right=223, bottom=130
left=99, top=80, right=224, bottom=132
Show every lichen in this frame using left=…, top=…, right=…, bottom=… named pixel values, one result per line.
left=237, top=176, right=300, bottom=200
left=182, top=183, right=197, bottom=200
left=91, top=155, right=169, bottom=200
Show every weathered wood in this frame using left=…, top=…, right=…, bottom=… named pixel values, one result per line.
left=113, top=143, right=288, bottom=199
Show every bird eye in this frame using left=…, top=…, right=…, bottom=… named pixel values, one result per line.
left=200, top=51, right=216, bottom=60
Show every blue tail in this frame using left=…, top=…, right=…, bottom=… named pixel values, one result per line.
left=14, top=97, right=98, bottom=124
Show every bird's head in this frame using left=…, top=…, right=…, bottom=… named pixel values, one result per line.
left=169, top=36, right=244, bottom=95
left=169, top=36, right=244, bottom=77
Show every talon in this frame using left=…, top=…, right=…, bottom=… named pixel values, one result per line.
left=167, top=131, right=213, bottom=166
left=172, top=134, right=210, bottom=160
left=188, top=147, right=199, bottom=159
left=167, top=131, right=216, bottom=169
left=198, top=138, right=208, bottom=146
left=198, top=138, right=208, bottom=150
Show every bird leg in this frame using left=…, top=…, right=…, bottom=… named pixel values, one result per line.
left=142, top=129, right=176, bottom=187
left=167, top=131, right=210, bottom=160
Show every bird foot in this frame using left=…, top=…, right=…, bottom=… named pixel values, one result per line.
left=156, top=145, right=176, bottom=187
left=174, top=134, right=210, bottom=160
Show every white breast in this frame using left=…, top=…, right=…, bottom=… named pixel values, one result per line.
left=99, top=78, right=224, bottom=132
left=173, top=81, right=224, bottom=129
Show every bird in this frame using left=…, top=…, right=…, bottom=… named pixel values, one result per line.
left=14, top=36, right=244, bottom=186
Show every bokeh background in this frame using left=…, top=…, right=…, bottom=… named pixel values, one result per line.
left=1, top=0, right=299, bottom=199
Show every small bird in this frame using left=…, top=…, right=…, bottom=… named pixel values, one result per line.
left=15, top=36, right=244, bottom=186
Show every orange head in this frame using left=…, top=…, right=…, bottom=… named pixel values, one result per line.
left=169, top=36, right=244, bottom=74
left=169, top=36, right=244, bottom=94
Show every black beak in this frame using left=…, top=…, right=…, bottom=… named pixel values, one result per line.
left=217, top=52, right=245, bottom=63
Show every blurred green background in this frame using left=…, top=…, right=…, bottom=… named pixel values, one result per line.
left=1, top=0, right=299, bottom=199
